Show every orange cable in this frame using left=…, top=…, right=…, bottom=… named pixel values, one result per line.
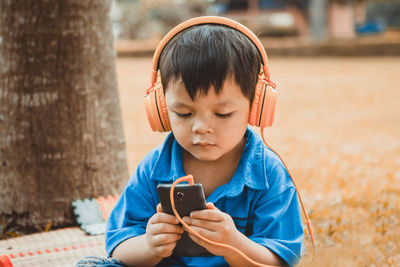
left=260, top=128, right=316, bottom=260
left=169, top=129, right=316, bottom=265
left=170, top=175, right=281, bottom=267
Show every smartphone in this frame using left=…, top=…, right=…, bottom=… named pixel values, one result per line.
left=156, top=183, right=213, bottom=257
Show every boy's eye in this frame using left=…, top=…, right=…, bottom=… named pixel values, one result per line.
left=175, top=112, right=192, bottom=118
left=215, top=112, right=233, bottom=118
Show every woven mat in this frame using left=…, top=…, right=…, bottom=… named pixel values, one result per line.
left=0, top=227, right=105, bottom=267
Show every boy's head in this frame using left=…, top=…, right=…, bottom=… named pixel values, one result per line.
left=157, top=24, right=264, bottom=162
left=144, top=18, right=278, bottom=133
left=159, top=24, right=262, bottom=103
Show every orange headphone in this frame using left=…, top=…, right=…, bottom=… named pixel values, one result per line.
left=144, top=16, right=278, bottom=132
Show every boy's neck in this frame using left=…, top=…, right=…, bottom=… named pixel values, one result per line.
left=182, top=136, right=246, bottom=198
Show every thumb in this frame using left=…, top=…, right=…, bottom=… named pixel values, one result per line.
left=206, top=202, right=216, bottom=210
left=156, top=203, right=163, bottom=213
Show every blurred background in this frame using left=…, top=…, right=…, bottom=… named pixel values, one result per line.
left=111, top=0, right=400, bottom=56
left=111, top=0, right=400, bottom=266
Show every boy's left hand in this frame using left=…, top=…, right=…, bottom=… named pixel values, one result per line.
left=182, top=202, right=241, bottom=256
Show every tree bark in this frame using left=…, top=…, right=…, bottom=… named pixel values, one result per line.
left=0, top=0, right=128, bottom=229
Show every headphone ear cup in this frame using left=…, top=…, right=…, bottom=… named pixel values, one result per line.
left=157, top=87, right=171, bottom=131
left=249, top=79, right=277, bottom=128
left=144, top=86, right=171, bottom=132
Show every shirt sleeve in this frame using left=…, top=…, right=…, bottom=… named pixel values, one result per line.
left=249, top=165, right=304, bottom=266
left=105, top=163, right=157, bottom=256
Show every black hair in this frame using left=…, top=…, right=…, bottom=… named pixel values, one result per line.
left=159, top=24, right=262, bottom=103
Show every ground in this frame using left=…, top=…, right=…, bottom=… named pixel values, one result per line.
left=116, top=56, right=400, bottom=267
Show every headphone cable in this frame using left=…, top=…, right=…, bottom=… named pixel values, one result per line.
left=170, top=175, right=282, bottom=267
left=169, top=130, right=316, bottom=265
left=260, top=128, right=316, bottom=260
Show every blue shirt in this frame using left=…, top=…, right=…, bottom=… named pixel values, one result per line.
left=106, top=127, right=304, bottom=266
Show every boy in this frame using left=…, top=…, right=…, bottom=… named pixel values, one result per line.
left=106, top=18, right=304, bottom=267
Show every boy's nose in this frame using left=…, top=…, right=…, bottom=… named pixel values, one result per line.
left=192, top=118, right=212, bottom=134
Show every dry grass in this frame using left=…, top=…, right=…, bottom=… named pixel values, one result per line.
left=116, top=56, right=400, bottom=267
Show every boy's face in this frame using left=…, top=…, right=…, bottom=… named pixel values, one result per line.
left=165, top=76, right=250, bottom=162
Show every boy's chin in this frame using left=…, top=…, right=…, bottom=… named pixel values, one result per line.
left=189, top=151, right=222, bottom=162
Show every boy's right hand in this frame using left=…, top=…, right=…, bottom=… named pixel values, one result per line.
left=145, top=203, right=183, bottom=258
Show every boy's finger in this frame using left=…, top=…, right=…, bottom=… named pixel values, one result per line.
left=150, top=212, right=179, bottom=225
left=150, top=223, right=184, bottom=235
left=157, top=203, right=163, bottom=213
left=206, top=202, right=216, bottom=210
left=152, top=233, right=182, bottom=246
left=190, top=209, right=222, bottom=221
left=184, top=217, right=218, bottom=232
left=186, top=225, right=215, bottom=240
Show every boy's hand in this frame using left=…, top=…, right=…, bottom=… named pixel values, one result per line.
left=182, top=202, right=241, bottom=256
left=146, top=203, right=184, bottom=259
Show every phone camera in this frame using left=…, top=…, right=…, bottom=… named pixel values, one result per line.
left=177, top=191, right=184, bottom=202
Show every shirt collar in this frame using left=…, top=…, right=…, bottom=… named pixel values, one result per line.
left=224, top=127, right=269, bottom=197
left=150, top=127, right=269, bottom=194
left=150, top=133, right=186, bottom=182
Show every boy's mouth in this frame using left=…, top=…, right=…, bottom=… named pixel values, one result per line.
left=193, top=141, right=215, bottom=146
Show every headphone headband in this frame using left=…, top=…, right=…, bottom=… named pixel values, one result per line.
left=150, top=16, right=271, bottom=86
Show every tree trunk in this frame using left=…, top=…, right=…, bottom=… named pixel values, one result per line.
left=0, top=0, right=128, bottom=230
